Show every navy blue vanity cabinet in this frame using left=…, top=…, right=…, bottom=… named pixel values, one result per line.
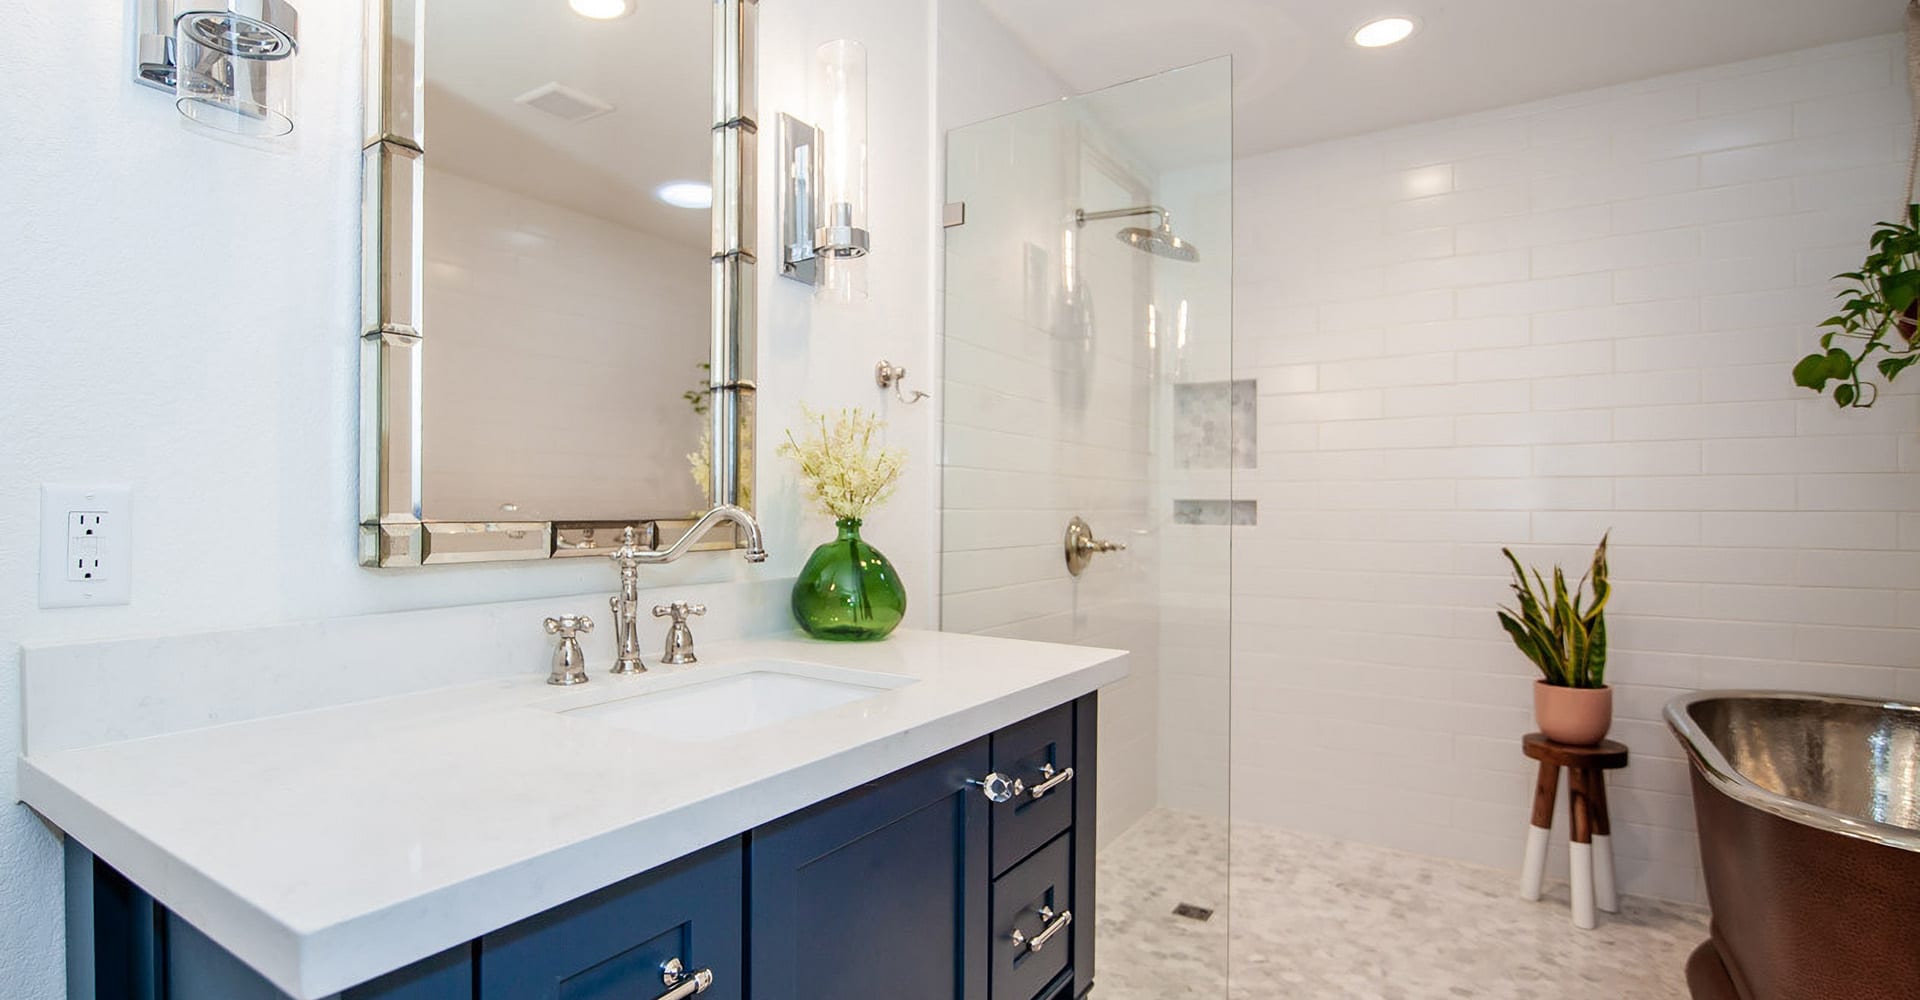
left=747, top=739, right=993, bottom=1000
left=67, top=693, right=1102, bottom=1000
left=66, top=842, right=474, bottom=1000
left=476, top=838, right=744, bottom=1000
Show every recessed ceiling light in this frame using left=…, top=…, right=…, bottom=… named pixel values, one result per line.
left=569, top=0, right=633, bottom=20
left=1353, top=16, right=1417, bottom=48
left=656, top=181, right=712, bottom=209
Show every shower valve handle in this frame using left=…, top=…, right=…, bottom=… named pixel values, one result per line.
left=1064, top=517, right=1125, bottom=577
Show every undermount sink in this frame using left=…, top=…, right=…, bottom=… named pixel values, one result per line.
left=558, top=659, right=915, bottom=742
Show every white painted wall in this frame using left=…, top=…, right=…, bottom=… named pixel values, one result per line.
left=1231, top=34, right=1918, bottom=903
left=0, top=1, right=938, bottom=994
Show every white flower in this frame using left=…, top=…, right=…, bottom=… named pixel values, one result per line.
left=778, top=405, right=907, bottom=522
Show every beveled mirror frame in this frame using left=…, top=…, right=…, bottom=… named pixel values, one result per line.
left=359, top=0, right=758, bottom=567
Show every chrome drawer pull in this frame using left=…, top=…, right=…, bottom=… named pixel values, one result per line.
left=657, top=958, right=714, bottom=1000
left=1009, top=906, right=1074, bottom=953
left=968, top=772, right=1025, bottom=804
left=1028, top=763, right=1075, bottom=800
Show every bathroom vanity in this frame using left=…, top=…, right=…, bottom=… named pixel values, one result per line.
left=21, top=624, right=1123, bottom=1000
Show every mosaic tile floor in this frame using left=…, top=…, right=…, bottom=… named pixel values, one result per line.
left=1094, top=810, right=1708, bottom=999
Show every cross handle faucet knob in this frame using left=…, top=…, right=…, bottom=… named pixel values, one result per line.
left=652, top=602, right=707, bottom=665
left=543, top=614, right=594, bottom=686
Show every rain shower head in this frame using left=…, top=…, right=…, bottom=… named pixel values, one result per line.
left=1075, top=205, right=1201, bottom=263
left=1117, top=223, right=1200, bottom=262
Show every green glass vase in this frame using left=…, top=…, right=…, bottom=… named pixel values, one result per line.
left=791, top=518, right=906, bottom=641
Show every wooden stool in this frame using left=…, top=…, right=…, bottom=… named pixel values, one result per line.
left=1519, top=732, right=1629, bottom=929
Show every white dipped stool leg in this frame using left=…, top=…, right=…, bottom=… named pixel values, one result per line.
left=1594, top=832, right=1619, bottom=913
left=1520, top=824, right=1551, bottom=901
left=1520, top=760, right=1559, bottom=902
left=1569, top=842, right=1597, bottom=929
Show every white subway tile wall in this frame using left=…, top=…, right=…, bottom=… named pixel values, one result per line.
left=940, top=98, right=1169, bottom=841
left=1232, top=34, right=1918, bottom=903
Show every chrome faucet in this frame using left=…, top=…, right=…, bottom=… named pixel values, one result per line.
left=608, top=526, right=652, bottom=675
left=605, top=507, right=767, bottom=676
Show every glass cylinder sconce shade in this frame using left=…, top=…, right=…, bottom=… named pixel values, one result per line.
left=812, top=40, right=869, bottom=260
left=136, top=0, right=300, bottom=137
left=780, top=39, right=869, bottom=299
left=813, top=40, right=869, bottom=302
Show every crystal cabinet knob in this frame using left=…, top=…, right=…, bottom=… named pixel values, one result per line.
left=968, top=772, right=1025, bottom=804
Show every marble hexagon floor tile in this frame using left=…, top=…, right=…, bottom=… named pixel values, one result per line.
left=1095, top=810, right=1707, bottom=999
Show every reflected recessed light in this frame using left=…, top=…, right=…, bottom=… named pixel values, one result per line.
left=656, top=181, right=712, bottom=209
left=1353, top=16, right=1417, bottom=48
left=569, top=0, right=633, bottom=20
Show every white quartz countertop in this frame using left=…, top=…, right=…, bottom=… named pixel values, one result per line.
left=18, top=629, right=1127, bottom=999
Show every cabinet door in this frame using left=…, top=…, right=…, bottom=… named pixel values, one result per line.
left=478, top=838, right=744, bottom=1000
left=749, top=739, right=991, bottom=1000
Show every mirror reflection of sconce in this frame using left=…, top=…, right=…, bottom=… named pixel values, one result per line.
left=135, top=0, right=301, bottom=137
left=778, top=40, right=870, bottom=300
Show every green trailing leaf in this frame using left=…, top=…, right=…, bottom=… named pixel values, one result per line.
left=1879, top=354, right=1919, bottom=380
left=1793, top=349, right=1854, bottom=390
left=1884, top=271, right=1920, bottom=313
left=1795, top=207, right=1920, bottom=407
left=1494, top=537, right=1611, bottom=689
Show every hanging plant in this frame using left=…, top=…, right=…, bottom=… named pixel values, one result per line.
left=1792, top=206, right=1920, bottom=408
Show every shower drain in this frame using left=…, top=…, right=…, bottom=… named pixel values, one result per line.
left=1171, top=903, right=1214, bottom=922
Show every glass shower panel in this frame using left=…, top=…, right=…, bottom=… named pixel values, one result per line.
left=941, top=59, right=1234, bottom=1000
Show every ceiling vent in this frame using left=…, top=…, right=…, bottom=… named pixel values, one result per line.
left=514, top=82, right=614, bottom=123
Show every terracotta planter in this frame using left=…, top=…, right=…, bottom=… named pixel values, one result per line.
left=1534, top=681, right=1613, bottom=746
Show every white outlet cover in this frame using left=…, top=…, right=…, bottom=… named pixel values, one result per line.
left=40, top=485, right=131, bottom=609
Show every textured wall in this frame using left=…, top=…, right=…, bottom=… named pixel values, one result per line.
left=0, top=2, right=939, bottom=995
left=1231, top=34, right=1918, bottom=903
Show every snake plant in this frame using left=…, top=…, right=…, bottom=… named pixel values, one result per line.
left=1496, top=535, right=1611, bottom=689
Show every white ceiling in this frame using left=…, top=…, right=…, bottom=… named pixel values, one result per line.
left=425, top=0, right=713, bottom=246
left=981, top=0, right=1907, bottom=155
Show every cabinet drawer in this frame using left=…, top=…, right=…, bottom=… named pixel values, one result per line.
left=990, top=704, right=1076, bottom=876
left=478, top=838, right=743, bottom=1000
left=990, top=832, right=1074, bottom=1000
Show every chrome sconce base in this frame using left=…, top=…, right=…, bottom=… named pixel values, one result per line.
left=134, top=0, right=302, bottom=137
left=777, top=112, right=870, bottom=286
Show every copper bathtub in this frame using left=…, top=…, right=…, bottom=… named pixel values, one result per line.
left=1666, top=691, right=1920, bottom=1000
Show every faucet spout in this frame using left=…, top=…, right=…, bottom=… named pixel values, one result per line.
left=632, top=504, right=768, bottom=565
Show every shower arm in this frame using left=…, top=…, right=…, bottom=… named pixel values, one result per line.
left=1075, top=205, right=1171, bottom=228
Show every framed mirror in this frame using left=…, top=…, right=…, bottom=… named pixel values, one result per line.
left=360, top=0, right=757, bottom=567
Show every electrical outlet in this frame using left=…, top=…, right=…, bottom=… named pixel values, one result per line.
left=40, top=485, right=131, bottom=608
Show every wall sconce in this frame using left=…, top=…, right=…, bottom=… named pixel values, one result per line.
left=778, top=40, right=870, bottom=299
left=135, top=0, right=301, bottom=137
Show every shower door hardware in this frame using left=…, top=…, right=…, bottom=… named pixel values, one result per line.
left=875, top=360, right=931, bottom=404
left=655, top=958, right=715, bottom=1000
left=1027, top=763, right=1075, bottom=800
left=968, top=772, right=1024, bottom=803
left=1008, top=906, right=1073, bottom=953
left=1064, top=516, right=1126, bottom=577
